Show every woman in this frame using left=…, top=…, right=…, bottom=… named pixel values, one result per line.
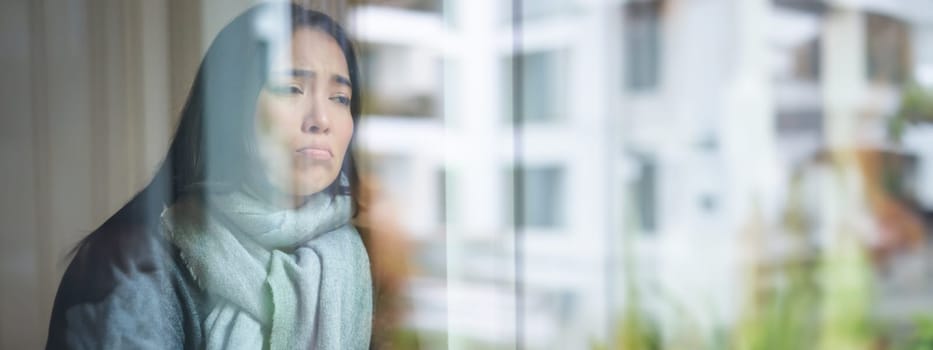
left=46, top=3, right=372, bottom=349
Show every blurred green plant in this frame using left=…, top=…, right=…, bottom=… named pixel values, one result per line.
left=591, top=186, right=662, bottom=350
left=815, top=230, right=876, bottom=350
left=734, top=200, right=821, bottom=350
left=909, top=315, right=933, bottom=350
left=595, top=162, right=889, bottom=350
left=600, top=301, right=662, bottom=350
left=888, top=84, right=933, bottom=142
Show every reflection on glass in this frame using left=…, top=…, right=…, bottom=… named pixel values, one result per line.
left=6, top=0, right=933, bottom=349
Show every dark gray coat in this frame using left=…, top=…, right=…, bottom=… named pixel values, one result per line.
left=46, top=220, right=207, bottom=349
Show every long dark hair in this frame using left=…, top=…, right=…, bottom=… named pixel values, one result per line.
left=78, top=3, right=363, bottom=247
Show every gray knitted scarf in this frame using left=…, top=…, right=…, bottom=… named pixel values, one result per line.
left=161, top=186, right=372, bottom=349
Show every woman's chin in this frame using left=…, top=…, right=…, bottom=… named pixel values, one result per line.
left=290, top=175, right=338, bottom=196
left=261, top=169, right=339, bottom=203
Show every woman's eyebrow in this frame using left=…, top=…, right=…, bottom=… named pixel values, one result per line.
left=287, top=68, right=314, bottom=78
left=333, top=75, right=352, bottom=89
left=284, top=69, right=352, bottom=88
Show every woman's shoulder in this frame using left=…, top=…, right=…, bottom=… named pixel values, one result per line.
left=47, top=212, right=206, bottom=348
left=59, top=219, right=169, bottom=301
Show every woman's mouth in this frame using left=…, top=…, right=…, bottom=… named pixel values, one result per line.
left=296, top=146, right=332, bottom=160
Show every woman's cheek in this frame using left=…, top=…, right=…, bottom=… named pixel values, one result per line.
left=255, top=99, right=298, bottom=183
left=335, top=117, right=354, bottom=163
left=263, top=101, right=298, bottom=135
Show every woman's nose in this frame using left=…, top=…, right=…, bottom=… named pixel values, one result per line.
left=301, top=94, right=330, bottom=134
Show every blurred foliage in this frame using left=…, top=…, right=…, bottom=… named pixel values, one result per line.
left=592, top=186, right=662, bottom=350
left=595, top=157, right=895, bottom=350
left=355, top=174, right=419, bottom=350
left=910, top=315, right=933, bottom=350
left=815, top=232, right=876, bottom=350
left=617, top=301, right=662, bottom=350
left=888, top=84, right=933, bottom=142
left=593, top=288, right=661, bottom=350
left=734, top=202, right=822, bottom=350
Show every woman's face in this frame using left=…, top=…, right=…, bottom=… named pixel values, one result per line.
left=255, top=28, right=354, bottom=199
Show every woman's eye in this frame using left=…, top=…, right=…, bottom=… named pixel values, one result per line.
left=268, top=84, right=303, bottom=95
left=331, top=95, right=351, bottom=106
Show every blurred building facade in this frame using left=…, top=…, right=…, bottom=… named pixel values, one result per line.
left=351, top=0, right=620, bottom=347
left=352, top=0, right=933, bottom=348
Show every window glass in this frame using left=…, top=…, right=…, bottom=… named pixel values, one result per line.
left=504, top=166, right=565, bottom=229
left=359, top=42, right=441, bottom=117
left=866, top=12, right=911, bottom=84
left=502, top=50, right=567, bottom=123
left=625, top=0, right=662, bottom=91
left=7, top=0, right=933, bottom=349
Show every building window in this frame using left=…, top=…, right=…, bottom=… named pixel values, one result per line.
left=865, top=13, right=911, bottom=85
left=624, top=0, right=662, bottom=91
left=351, top=0, right=441, bottom=13
left=776, top=110, right=823, bottom=134
left=792, top=38, right=821, bottom=82
left=505, top=166, right=565, bottom=229
left=521, top=0, right=573, bottom=20
left=531, top=288, right=577, bottom=327
left=630, top=154, right=657, bottom=233
left=372, top=154, right=412, bottom=206
left=499, top=0, right=573, bottom=23
left=503, top=50, right=567, bottom=123
left=358, top=42, right=440, bottom=117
